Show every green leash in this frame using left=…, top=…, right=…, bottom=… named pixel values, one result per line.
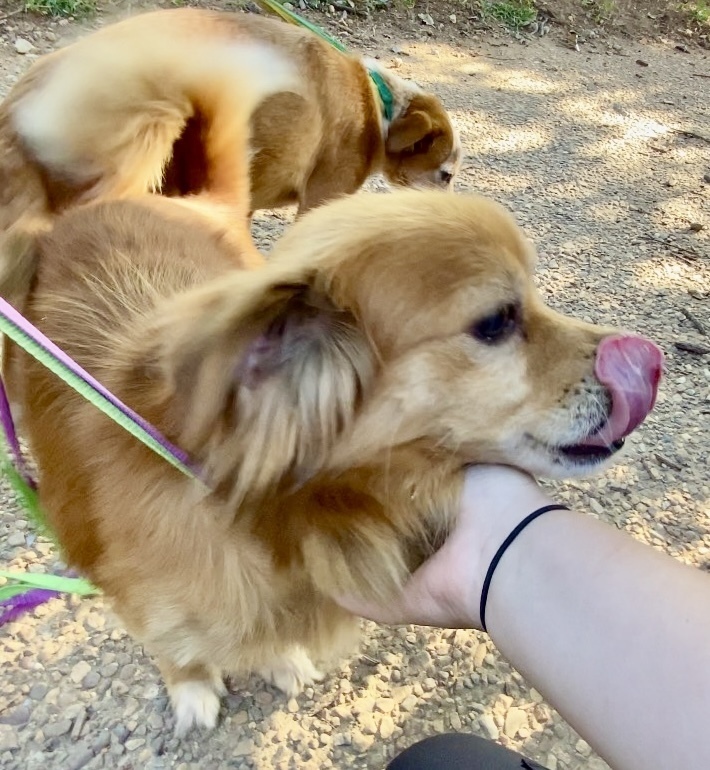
left=0, top=309, right=200, bottom=483
left=0, top=294, right=201, bottom=613
left=257, top=0, right=395, bottom=121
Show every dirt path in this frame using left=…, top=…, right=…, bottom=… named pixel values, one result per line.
left=0, top=5, right=708, bottom=770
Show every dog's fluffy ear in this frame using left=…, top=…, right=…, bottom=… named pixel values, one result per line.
left=154, top=276, right=376, bottom=504
left=386, top=108, right=435, bottom=154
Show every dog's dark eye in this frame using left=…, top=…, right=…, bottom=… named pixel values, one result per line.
left=470, top=304, right=520, bottom=344
left=440, top=169, right=453, bottom=184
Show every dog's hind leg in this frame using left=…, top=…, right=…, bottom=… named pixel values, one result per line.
left=158, top=658, right=226, bottom=736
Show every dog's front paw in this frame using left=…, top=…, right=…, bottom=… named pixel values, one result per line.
left=170, top=679, right=225, bottom=736
left=259, top=647, right=324, bottom=699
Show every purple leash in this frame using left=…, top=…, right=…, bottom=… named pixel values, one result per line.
left=0, top=376, right=36, bottom=490
left=0, top=296, right=198, bottom=477
left=0, top=296, right=200, bottom=626
left=0, top=589, right=58, bottom=626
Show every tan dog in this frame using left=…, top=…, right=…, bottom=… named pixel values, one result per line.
left=1, top=190, right=662, bottom=735
left=0, top=8, right=461, bottom=264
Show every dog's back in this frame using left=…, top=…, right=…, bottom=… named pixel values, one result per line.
left=0, top=10, right=298, bottom=244
left=4, top=196, right=237, bottom=382
left=0, top=198, right=243, bottom=571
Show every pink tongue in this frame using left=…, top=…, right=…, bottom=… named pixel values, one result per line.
left=583, top=334, right=664, bottom=447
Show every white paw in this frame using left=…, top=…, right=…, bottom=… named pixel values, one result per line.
left=170, top=680, right=223, bottom=736
left=259, top=648, right=324, bottom=698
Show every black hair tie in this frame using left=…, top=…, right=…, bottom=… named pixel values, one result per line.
left=479, top=504, right=570, bottom=633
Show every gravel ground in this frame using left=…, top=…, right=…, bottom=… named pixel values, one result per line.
left=0, top=5, right=708, bottom=770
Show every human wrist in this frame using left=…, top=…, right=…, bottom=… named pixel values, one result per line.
left=462, top=465, right=556, bottom=628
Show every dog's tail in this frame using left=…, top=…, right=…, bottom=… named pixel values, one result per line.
left=0, top=218, right=50, bottom=310
left=9, top=28, right=298, bottom=208
left=0, top=55, right=58, bottom=237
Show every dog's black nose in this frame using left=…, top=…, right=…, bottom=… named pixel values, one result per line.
left=440, top=169, right=453, bottom=185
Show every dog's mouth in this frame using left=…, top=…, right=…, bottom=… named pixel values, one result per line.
left=556, top=436, right=626, bottom=465
left=553, top=406, right=629, bottom=466
left=531, top=413, right=627, bottom=470
left=544, top=335, right=664, bottom=470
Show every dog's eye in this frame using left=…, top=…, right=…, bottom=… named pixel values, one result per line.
left=470, top=304, right=520, bottom=344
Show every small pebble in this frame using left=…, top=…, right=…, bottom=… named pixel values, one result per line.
left=66, top=747, right=94, bottom=770
left=14, top=38, right=35, bottom=55
left=358, top=713, right=377, bottom=736
left=44, top=719, right=73, bottom=739
left=0, top=725, right=19, bottom=752
left=70, top=708, right=87, bottom=740
left=375, top=698, right=395, bottom=713
left=479, top=714, right=499, bottom=740
left=379, top=715, right=395, bottom=740
left=92, top=733, right=111, bottom=753
left=351, top=730, right=374, bottom=751
left=504, top=707, right=528, bottom=738
left=0, top=706, right=30, bottom=727
left=81, top=672, right=100, bottom=690
left=70, top=661, right=91, bottom=684
left=400, top=695, right=418, bottom=713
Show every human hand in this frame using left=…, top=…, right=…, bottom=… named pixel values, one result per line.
left=336, top=465, right=554, bottom=629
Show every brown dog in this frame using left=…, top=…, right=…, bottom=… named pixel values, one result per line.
left=0, top=8, right=460, bottom=262
left=1, top=190, right=662, bottom=735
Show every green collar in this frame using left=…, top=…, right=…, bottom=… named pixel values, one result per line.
left=368, top=70, right=394, bottom=123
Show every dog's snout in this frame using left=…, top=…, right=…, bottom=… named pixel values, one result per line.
left=439, top=169, right=453, bottom=185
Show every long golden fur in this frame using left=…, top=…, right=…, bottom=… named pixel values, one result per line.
left=1, top=189, right=661, bottom=735
left=0, top=8, right=460, bottom=264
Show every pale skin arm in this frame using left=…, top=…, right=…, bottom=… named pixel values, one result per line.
left=338, top=466, right=710, bottom=770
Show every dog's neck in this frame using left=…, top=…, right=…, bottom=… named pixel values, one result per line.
left=362, top=58, right=420, bottom=136
left=367, top=69, right=394, bottom=123
left=249, top=447, right=464, bottom=597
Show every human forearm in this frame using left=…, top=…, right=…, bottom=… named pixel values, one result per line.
left=486, top=508, right=710, bottom=770
left=336, top=464, right=710, bottom=770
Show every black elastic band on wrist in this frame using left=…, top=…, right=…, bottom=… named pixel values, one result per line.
left=479, top=504, right=569, bottom=633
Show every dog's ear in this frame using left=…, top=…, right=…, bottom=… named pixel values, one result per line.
left=385, top=108, right=435, bottom=154
left=154, top=275, right=376, bottom=504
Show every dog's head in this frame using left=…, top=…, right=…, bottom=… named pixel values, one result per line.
left=374, top=72, right=461, bottom=191
left=153, top=191, right=662, bottom=508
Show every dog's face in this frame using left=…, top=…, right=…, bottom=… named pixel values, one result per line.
left=382, top=93, right=461, bottom=191
left=157, top=191, right=661, bottom=505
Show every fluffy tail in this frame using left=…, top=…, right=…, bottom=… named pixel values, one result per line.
left=0, top=219, right=49, bottom=309
left=10, top=25, right=298, bottom=210
left=0, top=56, right=57, bottom=236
